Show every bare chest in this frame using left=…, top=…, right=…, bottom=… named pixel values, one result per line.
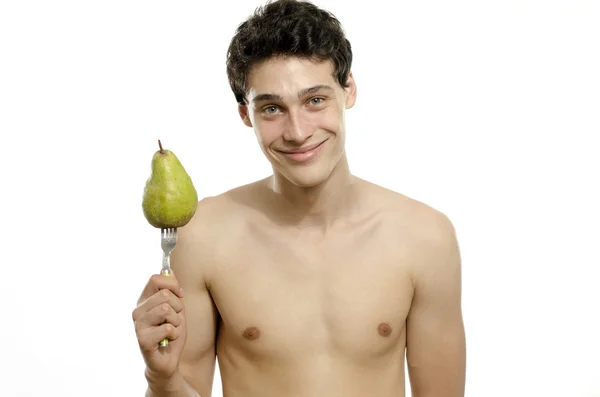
left=211, top=220, right=413, bottom=360
left=208, top=223, right=414, bottom=361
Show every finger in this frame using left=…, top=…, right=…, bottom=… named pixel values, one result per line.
left=138, top=302, right=183, bottom=329
left=133, top=288, right=184, bottom=324
left=141, top=288, right=185, bottom=313
left=138, top=323, right=181, bottom=351
left=138, top=273, right=184, bottom=304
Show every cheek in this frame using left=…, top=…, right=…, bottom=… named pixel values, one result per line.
left=316, top=107, right=343, bottom=133
left=254, top=119, right=282, bottom=146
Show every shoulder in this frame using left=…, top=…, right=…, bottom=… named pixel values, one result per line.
left=359, top=177, right=459, bottom=260
left=186, top=178, right=268, bottom=232
left=399, top=196, right=457, bottom=248
left=364, top=180, right=461, bottom=291
left=359, top=178, right=455, bottom=230
left=171, top=179, right=268, bottom=283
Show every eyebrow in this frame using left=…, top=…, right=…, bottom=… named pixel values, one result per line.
left=252, top=84, right=334, bottom=104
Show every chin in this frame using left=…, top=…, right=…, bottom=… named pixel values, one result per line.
left=274, top=159, right=336, bottom=188
left=285, top=173, right=327, bottom=188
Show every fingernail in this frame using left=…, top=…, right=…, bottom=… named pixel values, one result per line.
left=180, top=287, right=184, bottom=297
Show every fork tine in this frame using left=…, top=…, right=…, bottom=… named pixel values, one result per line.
left=160, top=228, right=176, bottom=243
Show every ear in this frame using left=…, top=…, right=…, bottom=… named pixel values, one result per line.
left=238, top=103, right=253, bottom=128
left=344, top=71, right=357, bottom=109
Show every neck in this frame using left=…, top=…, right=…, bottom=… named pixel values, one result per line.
left=266, top=153, right=359, bottom=231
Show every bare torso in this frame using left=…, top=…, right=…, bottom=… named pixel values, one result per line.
left=189, top=177, right=428, bottom=397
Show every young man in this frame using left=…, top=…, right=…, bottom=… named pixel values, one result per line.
left=132, top=0, right=466, bottom=396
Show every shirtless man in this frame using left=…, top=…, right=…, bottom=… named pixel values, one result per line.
left=132, top=1, right=467, bottom=396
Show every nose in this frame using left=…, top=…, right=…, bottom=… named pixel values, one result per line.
left=282, top=110, right=314, bottom=144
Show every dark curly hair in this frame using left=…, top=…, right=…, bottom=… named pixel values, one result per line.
left=226, top=0, right=353, bottom=105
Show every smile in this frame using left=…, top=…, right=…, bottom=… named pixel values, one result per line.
left=277, top=140, right=327, bottom=163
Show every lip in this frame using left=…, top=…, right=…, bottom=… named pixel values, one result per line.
left=277, top=140, right=327, bottom=163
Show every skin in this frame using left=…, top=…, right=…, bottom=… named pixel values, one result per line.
left=133, top=56, right=466, bottom=397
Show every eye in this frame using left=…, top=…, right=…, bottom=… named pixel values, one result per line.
left=309, top=97, right=324, bottom=105
left=263, top=105, right=280, bottom=115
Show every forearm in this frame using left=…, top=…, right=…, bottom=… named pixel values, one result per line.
left=145, top=370, right=201, bottom=397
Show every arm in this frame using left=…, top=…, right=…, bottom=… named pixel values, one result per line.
left=148, top=202, right=220, bottom=397
left=406, top=211, right=466, bottom=397
left=146, top=372, right=201, bottom=397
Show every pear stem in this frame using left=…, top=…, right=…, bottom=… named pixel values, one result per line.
left=158, top=140, right=164, bottom=154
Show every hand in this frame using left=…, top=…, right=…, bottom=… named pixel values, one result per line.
left=133, top=273, right=187, bottom=382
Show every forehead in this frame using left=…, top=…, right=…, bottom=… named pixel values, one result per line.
left=246, top=56, right=338, bottom=99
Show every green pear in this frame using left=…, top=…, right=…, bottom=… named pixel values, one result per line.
left=142, top=140, right=198, bottom=229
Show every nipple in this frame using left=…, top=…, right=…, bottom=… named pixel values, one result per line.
left=243, top=326, right=261, bottom=340
left=377, top=322, right=392, bottom=337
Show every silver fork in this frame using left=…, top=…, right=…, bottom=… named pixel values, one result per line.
left=161, top=228, right=178, bottom=277
left=159, top=227, right=178, bottom=347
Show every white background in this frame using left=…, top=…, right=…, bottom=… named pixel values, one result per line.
left=1, top=0, right=599, bottom=396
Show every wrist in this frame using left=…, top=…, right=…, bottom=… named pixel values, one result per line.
left=145, top=368, right=183, bottom=394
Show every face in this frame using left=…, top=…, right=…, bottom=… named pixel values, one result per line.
left=238, top=56, right=357, bottom=188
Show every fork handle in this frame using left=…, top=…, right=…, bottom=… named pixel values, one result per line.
left=159, top=252, right=171, bottom=347
left=161, top=252, right=171, bottom=276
